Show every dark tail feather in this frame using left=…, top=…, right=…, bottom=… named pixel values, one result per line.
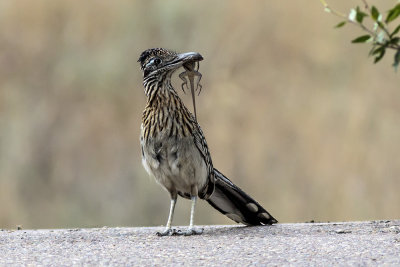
left=207, top=168, right=277, bottom=225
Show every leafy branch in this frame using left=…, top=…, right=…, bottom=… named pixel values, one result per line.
left=320, top=0, right=400, bottom=71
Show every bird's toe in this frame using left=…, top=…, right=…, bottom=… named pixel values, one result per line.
left=176, top=227, right=203, bottom=236
left=156, top=228, right=177, bottom=237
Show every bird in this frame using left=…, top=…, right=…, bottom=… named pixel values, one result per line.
left=138, top=48, right=277, bottom=236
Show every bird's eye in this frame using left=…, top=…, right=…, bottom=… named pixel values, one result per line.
left=154, top=58, right=161, bottom=65
left=149, top=58, right=161, bottom=66
left=145, top=57, right=162, bottom=69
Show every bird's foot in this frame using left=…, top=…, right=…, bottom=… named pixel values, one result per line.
left=176, top=227, right=204, bottom=236
left=156, top=228, right=178, bottom=236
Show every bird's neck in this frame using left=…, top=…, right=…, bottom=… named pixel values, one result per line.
left=141, top=75, right=194, bottom=140
left=145, top=78, right=180, bottom=107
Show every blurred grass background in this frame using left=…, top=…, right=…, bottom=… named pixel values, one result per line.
left=0, top=0, right=399, bottom=229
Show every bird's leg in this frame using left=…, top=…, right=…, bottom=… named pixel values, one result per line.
left=176, top=190, right=204, bottom=236
left=157, top=196, right=178, bottom=236
left=185, top=196, right=204, bottom=235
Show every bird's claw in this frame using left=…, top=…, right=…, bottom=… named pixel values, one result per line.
left=156, top=228, right=178, bottom=236
left=156, top=227, right=203, bottom=236
left=176, top=228, right=204, bottom=236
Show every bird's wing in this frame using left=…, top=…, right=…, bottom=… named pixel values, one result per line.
left=191, top=118, right=215, bottom=199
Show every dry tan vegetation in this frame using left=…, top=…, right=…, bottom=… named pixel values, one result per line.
left=0, top=0, right=399, bottom=229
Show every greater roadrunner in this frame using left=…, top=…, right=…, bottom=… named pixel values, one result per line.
left=138, top=48, right=277, bottom=236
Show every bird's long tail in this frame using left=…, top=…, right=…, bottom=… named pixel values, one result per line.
left=207, top=168, right=277, bottom=225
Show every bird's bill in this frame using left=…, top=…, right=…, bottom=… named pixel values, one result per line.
left=166, top=52, right=203, bottom=70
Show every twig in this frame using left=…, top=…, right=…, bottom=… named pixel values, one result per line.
left=361, top=0, right=369, bottom=10
left=321, top=0, right=400, bottom=50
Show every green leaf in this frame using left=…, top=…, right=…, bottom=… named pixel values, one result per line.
left=374, top=47, right=386, bottom=64
left=369, top=44, right=378, bottom=56
left=351, top=35, right=371, bottom=43
left=393, top=50, right=400, bottom=71
left=356, top=8, right=368, bottom=24
left=335, top=21, right=346, bottom=28
left=371, top=6, right=380, bottom=21
left=386, top=4, right=400, bottom=23
left=377, top=21, right=386, bottom=30
left=371, top=46, right=385, bottom=56
left=391, top=24, right=400, bottom=37
left=390, top=37, right=400, bottom=44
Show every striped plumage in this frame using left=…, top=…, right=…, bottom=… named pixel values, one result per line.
left=140, top=49, right=214, bottom=201
left=138, top=48, right=277, bottom=236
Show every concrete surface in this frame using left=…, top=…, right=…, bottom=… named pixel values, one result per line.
left=1, top=220, right=399, bottom=266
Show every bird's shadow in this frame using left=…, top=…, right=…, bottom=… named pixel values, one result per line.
left=202, top=225, right=279, bottom=237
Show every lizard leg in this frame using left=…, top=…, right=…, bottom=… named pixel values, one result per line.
left=179, top=71, right=189, bottom=94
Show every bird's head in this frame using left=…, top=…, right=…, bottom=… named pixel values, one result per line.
left=138, top=48, right=203, bottom=79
